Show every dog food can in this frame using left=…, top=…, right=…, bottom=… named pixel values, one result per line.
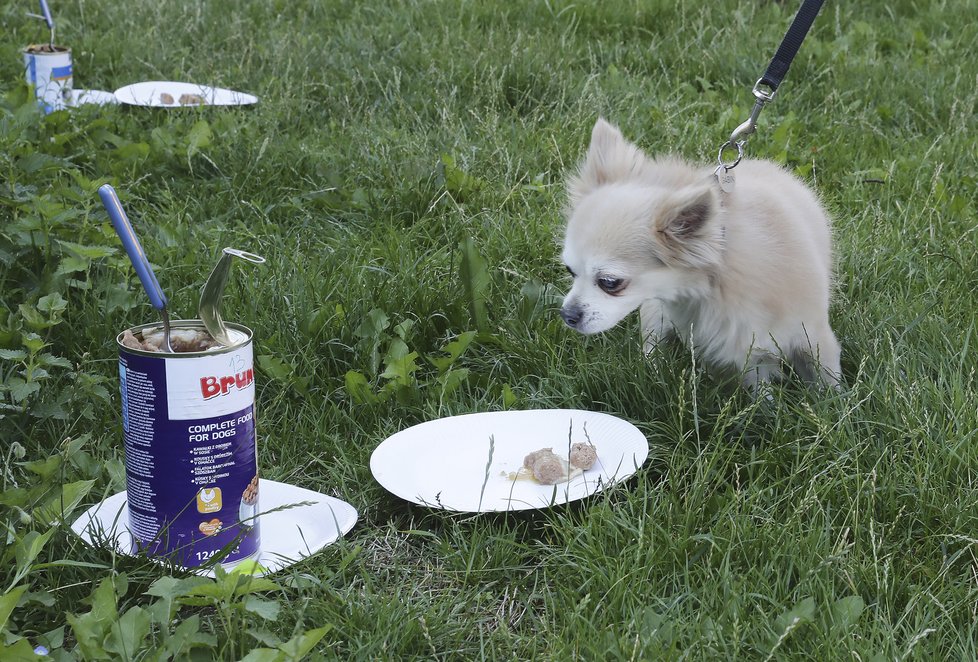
left=117, top=320, right=260, bottom=568
left=22, top=45, right=72, bottom=113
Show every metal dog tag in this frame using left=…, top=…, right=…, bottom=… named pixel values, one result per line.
left=715, top=165, right=736, bottom=193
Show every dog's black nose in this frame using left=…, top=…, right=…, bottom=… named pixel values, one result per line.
left=560, top=307, right=582, bottom=328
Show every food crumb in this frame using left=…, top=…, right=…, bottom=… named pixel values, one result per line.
left=179, top=93, right=205, bottom=105
left=160, top=92, right=174, bottom=104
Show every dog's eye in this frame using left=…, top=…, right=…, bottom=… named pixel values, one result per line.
left=597, top=277, right=626, bottom=294
left=565, top=265, right=576, bottom=278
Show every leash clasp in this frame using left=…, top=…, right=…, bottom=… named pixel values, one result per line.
left=717, top=79, right=778, bottom=177
left=727, top=78, right=777, bottom=145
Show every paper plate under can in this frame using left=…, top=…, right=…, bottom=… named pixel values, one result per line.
left=70, top=479, right=358, bottom=576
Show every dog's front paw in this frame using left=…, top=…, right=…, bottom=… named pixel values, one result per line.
left=742, top=360, right=783, bottom=399
left=639, top=303, right=671, bottom=356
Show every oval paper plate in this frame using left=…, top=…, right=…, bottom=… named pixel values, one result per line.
left=70, top=479, right=356, bottom=576
left=113, top=81, right=258, bottom=107
left=370, top=409, right=649, bottom=512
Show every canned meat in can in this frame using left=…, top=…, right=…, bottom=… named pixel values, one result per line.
left=117, top=320, right=260, bottom=568
left=23, top=44, right=72, bottom=113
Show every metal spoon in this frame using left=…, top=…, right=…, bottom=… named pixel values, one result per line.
left=39, top=0, right=55, bottom=48
left=198, top=247, right=265, bottom=346
left=98, top=184, right=175, bottom=353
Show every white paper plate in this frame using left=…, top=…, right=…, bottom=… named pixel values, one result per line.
left=70, top=480, right=357, bottom=576
left=70, top=89, right=118, bottom=106
left=113, top=81, right=258, bottom=107
left=370, top=409, right=649, bottom=512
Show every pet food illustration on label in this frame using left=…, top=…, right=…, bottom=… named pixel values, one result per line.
left=118, top=321, right=260, bottom=568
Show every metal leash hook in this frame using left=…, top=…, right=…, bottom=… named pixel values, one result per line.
left=729, top=78, right=777, bottom=145
left=711, top=0, right=825, bottom=193
left=714, top=78, right=777, bottom=193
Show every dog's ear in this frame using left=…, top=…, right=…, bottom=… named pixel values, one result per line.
left=567, top=118, right=647, bottom=203
left=654, top=185, right=724, bottom=267
left=658, top=185, right=716, bottom=236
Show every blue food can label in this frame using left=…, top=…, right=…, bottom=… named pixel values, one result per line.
left=118, top=321, right=260, bottom=568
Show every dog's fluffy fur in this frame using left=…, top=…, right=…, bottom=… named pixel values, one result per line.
left=559, top=118, right=841, bottom=390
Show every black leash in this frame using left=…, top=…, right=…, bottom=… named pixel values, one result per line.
left=715, top=0, right=826, bottom=193
left=760, top=0, right=826, bottom=92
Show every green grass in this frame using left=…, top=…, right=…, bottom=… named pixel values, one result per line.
left=2, top=0, right=978, bottom=658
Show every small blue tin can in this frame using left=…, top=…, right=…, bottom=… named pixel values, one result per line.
left=22, top=44, right=72, bottom=113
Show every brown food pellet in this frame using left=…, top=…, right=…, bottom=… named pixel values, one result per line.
left=530, top=454, right=564, bottom=485
left=179, top=93, right=205, bottom=105
left=523, top=448, right=554, bottom=470
left=568, top=442, right=597, bottom=470
left=520, top=443, right=599, bottom=484
left=160, top=92, right=174, bottom=104
left=522, top=448, right=568, bottom=485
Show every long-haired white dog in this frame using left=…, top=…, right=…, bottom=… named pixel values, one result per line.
left=559, top=118, right=841, bottom=391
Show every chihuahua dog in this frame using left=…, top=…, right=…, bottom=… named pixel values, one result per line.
left=559, top=118, right=841, bottom=392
